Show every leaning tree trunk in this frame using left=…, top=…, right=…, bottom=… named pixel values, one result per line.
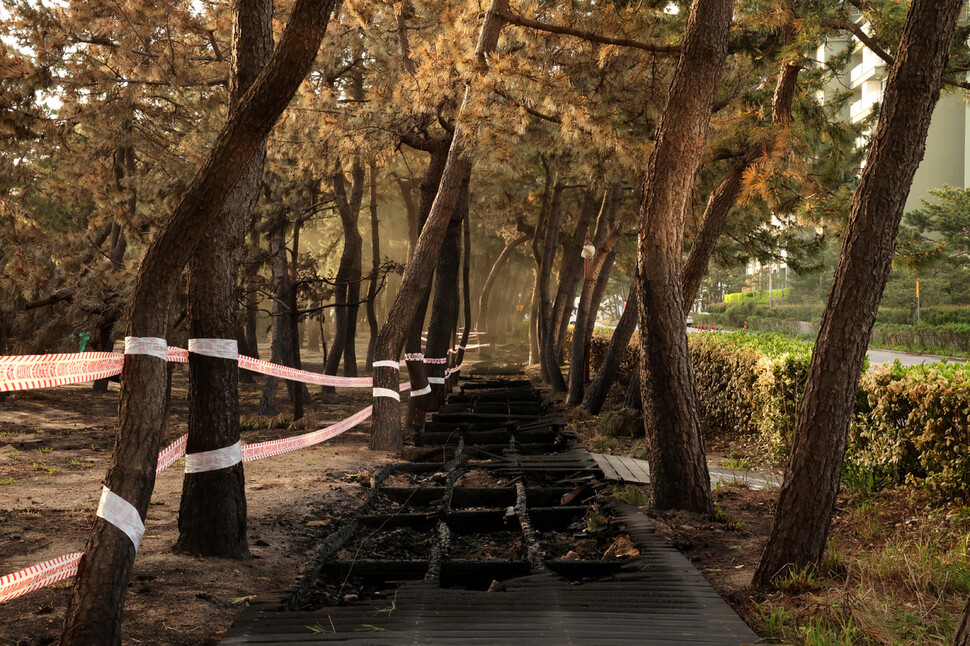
left=567, top=225, right=621, bottom=406
left=477, top=233, right=529, bottom=332
left=754, top=0, right=963, bottom=587
left=636, top=0, right=734, bottom=515
left=365, top=162, right=382, bottom=368
left=583, top=281, right=638, bottom=414
left=453, top=201, right=473, bottom=381
left=537, top=182, right=566, bottom=388
left=954, top=599, right=970, bottom=646
left=323, top=161, right=365, bottom=382
left=425, top=172, right=468, bottom=409
left=551, top=188, right=601, bottom=356
left=60, top=1, right=339, bottom=641
left=176, top=0, right=273, bottom=560
left=404, top=142, right=450, bottom=429
left=371, top=0, right=506, bottom=451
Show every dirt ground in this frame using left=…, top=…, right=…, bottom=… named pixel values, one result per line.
left=0, top=358, right=398, bottom=646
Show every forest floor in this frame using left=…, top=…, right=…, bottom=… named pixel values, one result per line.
left=0, top=350, right=397, bottom=646
left=5, top=345, right=969, bottom=646
left=570, top=393, right=970, bottom=646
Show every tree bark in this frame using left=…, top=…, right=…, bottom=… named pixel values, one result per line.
left=257, top=210, right=301, bottom=418
left=365, top=162, right=382, bottom=368
left=954, top=598, right=970, bottom=646
left=583, top=280, right=638, bottom=414
left=567, top=220, right=622, bottom=405
left=404, top=142, right=450, bottom=430
left=454, top=200, right=473, bottom=378
left=551, top=188, right=600, bottom=357
left=754, top=0, right=963, bottom=587
left=371, top=0, right=507, bottom=450
left=60, top=1, right=338, bottom=641
left=537, top=182, right=566, bottom=388
left=477, top=233, right=529, bottom=332
left=636, top=0, right=733, bottom=515
left=176, top=0, right=273, bottom=559
left=323, top=161, right=365, bottom=382
left=425, top=171, right=468, bottom=409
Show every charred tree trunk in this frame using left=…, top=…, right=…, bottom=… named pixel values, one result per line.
left=454, top=201, right=473, bottom=379
left=425, top=171, right=468, bottom=409
left=372, top=0, right=506, bottom=450
left=60, top=1, right=339, bottom=641
left=528, top=163, right=553, bottom=365
left=636, top=0, right=733, bottom=515
left=404, top=142, right=450, bottom=430
left=240, top=228, right=262, bottom=370
left=257, top=211, right=300, bottom=418
left=365, top=162, right=382, bottom=368
left=754, top=0, right=963, bottom=587
left=323, top=161, right=365, bottom=382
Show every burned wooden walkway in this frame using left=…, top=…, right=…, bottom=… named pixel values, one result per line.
left=222, top=379, right=759, bottom=645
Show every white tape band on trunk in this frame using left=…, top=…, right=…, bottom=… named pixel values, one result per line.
left=184, top=441, right=243, bottom=473
left=424, top=357, right=447, bottom=365
left=372, top=360, right=400, bottom=370
left=428, top=377, right=446, bottom=384
left=96, top=486, right=145, bottom=551
left=404, top=353, right=424, bottom=361
left=188, top=338, right=239, bottom=360
left=410, top=385, right=431, bottom=396
left=124, top=337, right=168, bottom=361
left=373, top=387, right=401, bottom=401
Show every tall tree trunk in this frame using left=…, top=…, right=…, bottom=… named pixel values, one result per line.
left=425, top=178, right=466, bottom=409
left=528, top=163, right=553, bottom=365
left=178, top=0, right=271, bottom=545
left=567, top=223, right=622, bottom=405
left=683, top=60, right=801, bottom=308
left=240, top=228, right=262, bottom=372
left=754, top=0, right=963, bottom=587
left=551, top=188, right=600, bottom=356
left=454, top=200, right=473, bottom=378
left=60, top=1, right=339, bottom=641
left=323, top=161, right=365, bottom=382
left=365, top=162, right=381, bottom=368
left=404, top=142, right=450, bottom=430
left=636, top=0, right=733, bottom=515
left=257, top=211, right=300, bottom=417
left=537, top=182, right=566, bottom=388
left=371, top=0, right=506, bottom=450
left=583, top=281, right=638, bottom=414
left=477, top=233, right=529, bottom=331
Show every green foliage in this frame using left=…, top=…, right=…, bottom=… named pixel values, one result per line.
left=849, top=361, right=970, bottom=500
left=690, top=331, right=812, bottom=457
left=611, top=484, right=647, bottom=507
left=723, top=287, right=790, bottom=303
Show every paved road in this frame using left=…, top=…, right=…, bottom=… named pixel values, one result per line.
left=687, top=327, right=965, bottom=366
left=866, top=348, right=965, bottom=366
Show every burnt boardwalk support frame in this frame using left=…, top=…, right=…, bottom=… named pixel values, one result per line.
left=222, top=379, right=759, bottom=645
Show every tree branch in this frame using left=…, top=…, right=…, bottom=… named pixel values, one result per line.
left=499, top=9, right=680, bottom=54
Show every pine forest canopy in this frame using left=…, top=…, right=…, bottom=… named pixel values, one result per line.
left=2, top=0, right=970, bottom=641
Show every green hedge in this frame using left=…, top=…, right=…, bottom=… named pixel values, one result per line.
left=584, top=329, right=970, bottom=498
left=723, top=288, right=791, bottom=304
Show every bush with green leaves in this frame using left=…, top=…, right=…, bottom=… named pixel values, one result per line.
left=850, top=360, right=970, bottom=500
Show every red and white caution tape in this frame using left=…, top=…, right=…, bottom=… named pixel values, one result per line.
left=236, top=355, right=372, bottom=387
left=0, top=553, right=82, bottom=604
left=424, top=357, right=447, bottom=365
left=0, top=352, right=123, bottom=393
left=156, top=435, right=188, bottom=474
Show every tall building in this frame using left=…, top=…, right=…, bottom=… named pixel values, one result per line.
left=819, top=11, right=970, bottom=212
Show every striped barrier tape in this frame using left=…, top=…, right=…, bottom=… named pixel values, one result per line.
left=0, top=553, right=83, bottom=604
left=236, top=355, right=372, bottom=388
left=0, top=352, right=123, bottom=393
left=0, top=380, right=418, bottom=604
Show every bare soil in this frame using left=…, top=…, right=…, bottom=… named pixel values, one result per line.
left=0, top=360, right=397, bottom=646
